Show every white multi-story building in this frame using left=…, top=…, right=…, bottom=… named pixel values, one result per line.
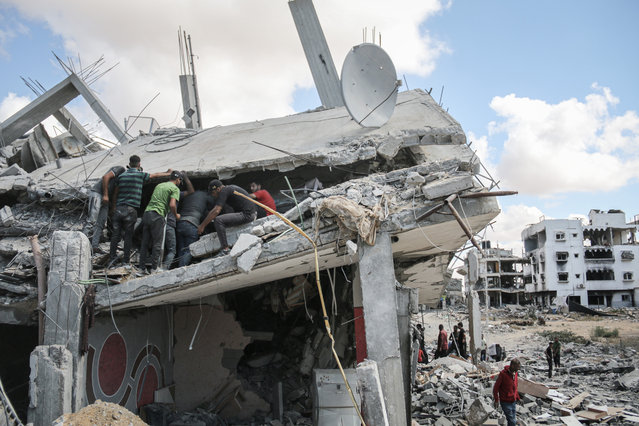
left=521, top=209, right=639, bottom=308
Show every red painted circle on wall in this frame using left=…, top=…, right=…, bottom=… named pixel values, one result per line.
left=136, top=365, right=158, bottom=407
left=98, top=333, right=127, bottom=396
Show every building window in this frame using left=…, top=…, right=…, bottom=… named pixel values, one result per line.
left=555, top=232, right=566, bottom=241
left=558, top=272, right=569, bottom=282
left=623, top=272, right=633, bottom=281
left=622, top=295, right=631, bottom=302
left=556, top=252, right=568, bottom=262
left=572, top=233, right=578, bottom=237
left=575, top=274, right=580, bottom=278
left=621, top=251, right=634, bottom=260
left=574, top=253, right=579, bottom=258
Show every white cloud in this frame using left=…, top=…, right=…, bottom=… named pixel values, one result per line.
left=489, top=86, right=639, bottom=196
left=1, top=0, right=447, bottom=139
left=481, top=203, right=546, bottom=254
left=0, top=92, right=30, bottom=121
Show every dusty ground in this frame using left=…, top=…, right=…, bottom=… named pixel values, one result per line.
left=416, top=305, right=639, bottom=359
left=53, top=400, right=147, bottom=425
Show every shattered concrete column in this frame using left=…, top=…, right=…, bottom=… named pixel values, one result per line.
left=356, top=360, right=390, bottom=426
left=29, top=231, right=91, bottom=423
left=28, top=345, right=73, bottom=426
left=396, top=286, right=418, bottom=420
left=355, top=232, right=407, bottom=426
left=467, top=290, right=481, bottom=364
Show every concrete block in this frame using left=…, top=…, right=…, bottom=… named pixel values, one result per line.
left=0, top=163, right=27, bottom=176
left=0, top=237, right=31, bottom=256
left=230, top=233, right=261, bottom=258
left=237, top=244, right=262, bottom=273
left=0, top=205, right=15, bottom=226
left=466, top=398, right=493, bottom=426
left=437, top=389, right=455, bottom=404
left=0, top=176, right=14, bottom=194
left=12, top=176, right=30, bottom=190
left=405, top=171, right=425, bottom=185
left=28, top=345, right=73, bottom=426
left=251, top=225, right=265, bottom=236
left=421, top=175, right=474, bottom=200
left=376, top=137, right=403, bottom=160
left=356, top=360, right=390, bottom=426
left=434, top=416, right=453, bottom=426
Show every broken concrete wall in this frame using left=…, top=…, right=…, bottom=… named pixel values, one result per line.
left=86, top=306, right=173, bottom=413
left=172, top=298, right=269, bottom=418
left=28, top=345, right=73, bottom=426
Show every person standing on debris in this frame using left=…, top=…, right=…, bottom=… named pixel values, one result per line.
left=138, top=171, right=183, bottom=274
left=436, top=324, right=448, bottom=358
left=197, top=180, right=257, bottom=256
left=162, top=172, right=194, bottom=269
left=249, top=182, right=276, bottom=218
left=545, top=341, right=554, bottom=378
left=84, top=165, right=125, bottom=253
left=552, top=337, right=561, bottom=368
left=109, top=155, right=171, bottom=266
left=480, top=334, right=488, bottom=362
left=176, top=188, right=216, bottom=267
left=493, top=358, right=521, bottom=426
left=457, top=322, right=468, bottom=359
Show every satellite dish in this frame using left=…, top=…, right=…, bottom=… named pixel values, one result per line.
left=341, top=43, right=399, bottom=128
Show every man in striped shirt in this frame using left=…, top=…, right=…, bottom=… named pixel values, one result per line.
left=109, top=155, right=171, bottom=266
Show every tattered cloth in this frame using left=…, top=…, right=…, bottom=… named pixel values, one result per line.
left=315, top=196, right=382, bottom=245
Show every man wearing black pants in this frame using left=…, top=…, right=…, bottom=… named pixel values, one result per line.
left=198, top=180, right=257, bottom=256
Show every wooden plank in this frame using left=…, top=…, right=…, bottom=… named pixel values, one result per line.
left=576, top=410, right=607, bottom=421
left=518, top=377, right=549, bottom=398
left=565, top=392, right=590, bottom=410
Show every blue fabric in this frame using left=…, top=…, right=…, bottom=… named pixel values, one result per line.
left=501, top=402, right=516, bottom=426
left=176, top=220, right=199, bottom=267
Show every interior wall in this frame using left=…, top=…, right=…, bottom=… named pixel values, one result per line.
left=86, top=306, right=173, bottom=413
left=172, top=300, right=268, bottom=418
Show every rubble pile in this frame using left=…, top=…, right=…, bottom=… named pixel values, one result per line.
left=53, top=399, right=146, bottom=425
left=411, top=309, right=639, bottom=425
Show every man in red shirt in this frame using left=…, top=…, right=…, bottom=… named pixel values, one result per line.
left=493, top=358, right=521, bottom=426
left=435, top=324, right=448, bottom=358
left=249, top=182, right=276, bottom=218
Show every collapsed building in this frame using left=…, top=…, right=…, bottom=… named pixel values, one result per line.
left=0, top=2, right=505, bottom=425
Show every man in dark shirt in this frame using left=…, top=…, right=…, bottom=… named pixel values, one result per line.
left=176, top=189, right=216, bottom=266
left=198, top=180, right=257, bottom=256
left=109, top=155, right=171, bottom=266
left=84, top=165, right=125, bottom=253
left=162, top=172, right=194, bottom=269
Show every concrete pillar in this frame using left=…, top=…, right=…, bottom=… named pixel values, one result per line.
left=356, top=360, right=390, bottom=426
left=467, top=290, right=481, bottom=364
left=29, top=231, right=91, bottom=423
left=396, top=286, right=417, bottom=420
left=28, top=345, right=73, bottom=426
left=355, top=232, right=407, bottom=426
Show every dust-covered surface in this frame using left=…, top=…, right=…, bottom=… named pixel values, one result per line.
left=53, top=400, right=147, bottom=425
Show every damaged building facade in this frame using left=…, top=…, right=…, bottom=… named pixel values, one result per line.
left=522, top=209, right=639, bottom=308
left=0, top=2, right=505, bottom=424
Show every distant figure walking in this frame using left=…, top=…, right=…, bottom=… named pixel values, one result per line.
left=435, top=324, right=448, bottom=359
left=545, top=341, right=553, bottom=378
left=552, top=337, right=561, bottom=368
left=448, top=325, right=459, bottom=355
left=457, top=322, right=468, bottom=359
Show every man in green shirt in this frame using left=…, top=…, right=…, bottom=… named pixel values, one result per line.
left=139, top=171, right=182, bottom=274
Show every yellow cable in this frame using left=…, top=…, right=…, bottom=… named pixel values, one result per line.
left=234, top=191, right=366, bottom=426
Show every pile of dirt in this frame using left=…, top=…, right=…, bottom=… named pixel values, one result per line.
left=53, top=400, right=146, bottom=425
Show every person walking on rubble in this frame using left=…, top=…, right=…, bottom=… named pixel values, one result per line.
left=545, top=341, right=554, bottom=378
left=249, top=181, right=276, bottom=218
left=435, top=324, right=448, bottom=358
left=138, top=171, right=183, bottom=274
left=480, top=334, right=488, bottom=362
left=162, top=172, right=194, bottom=269
left=109, top=155, right=171, bottom=266
left=197, top=180, right=257, bottom=256
left=84, top=164, right=125, bottom=253
left=493, top=358, right=521, bottom=426
left=552, top=337, right=561, bottom=368
left=457, top=322, right=468, bottom=359
left=448, top=325, right=459, bottom=355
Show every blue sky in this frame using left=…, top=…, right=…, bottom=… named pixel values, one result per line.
left=1, top=0, right=638, bottom=253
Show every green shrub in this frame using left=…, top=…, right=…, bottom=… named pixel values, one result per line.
left=537, top=330, right=587, bottom=344
left=592, top=326, right=619, bottom=338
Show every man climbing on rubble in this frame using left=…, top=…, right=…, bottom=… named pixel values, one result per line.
left=493, top=358, right=521, bottom=426
left=84, top=164, right=125, bottom=253
left=176, top=186, right=216, bottom=267
left=198, top=180, right=257, bottom=256
left=552, top=337, right=561, bottom=368
left=545, top=341, right=554, bottom=378
left=162, top=172, right=194, bottom=269
left=138, top=170, right=183, bottom=274
left=435, top=324, right=448, bottom=359
left=448, top=325, right=459, bottom=355
left=109, top=155, right=172, bottom=266
left=457, top=322, right=468, bottom=359
left=249, top=181, right=276, bottom=218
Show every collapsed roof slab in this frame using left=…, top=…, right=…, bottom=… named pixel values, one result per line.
left=28, top=89, right=465, bottom=192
